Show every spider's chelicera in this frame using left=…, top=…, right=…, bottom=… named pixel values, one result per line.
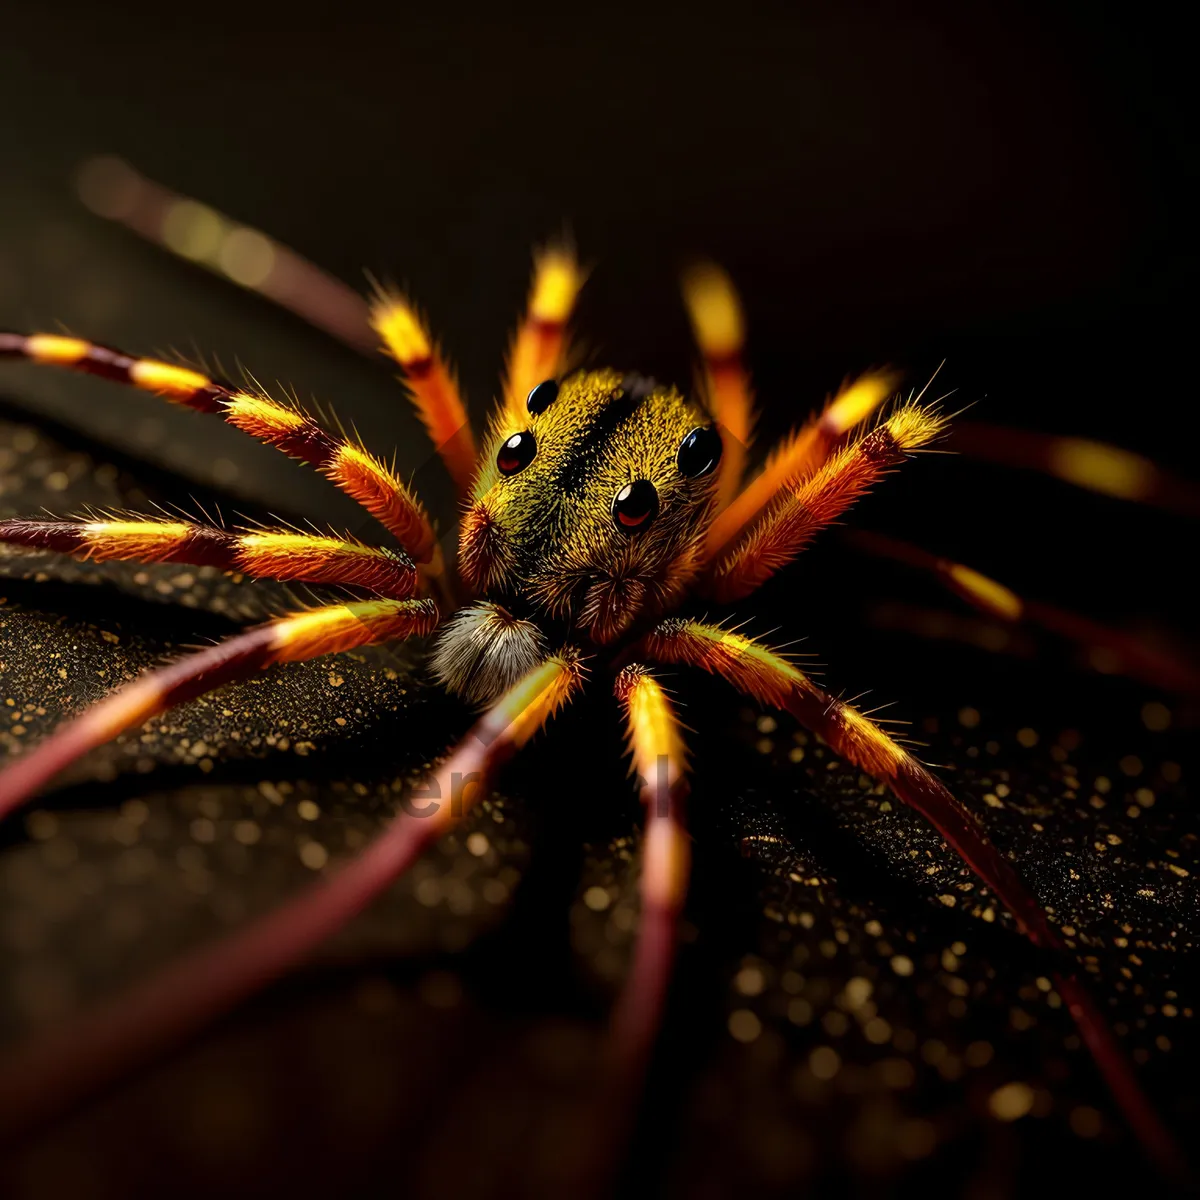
left=0, top=248, right=1181, bottom=1176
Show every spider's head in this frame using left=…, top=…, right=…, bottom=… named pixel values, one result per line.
left=460, top=369, right=722, bottom=644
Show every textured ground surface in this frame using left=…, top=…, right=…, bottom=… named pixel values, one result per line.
left=0, top=401, right=1195, bottom=1200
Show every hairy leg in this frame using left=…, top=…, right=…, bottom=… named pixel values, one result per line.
left=609, top=665, right=691, bottom=1079
left=847, top=529, right=1200, bottom=693
left=681, top=262, right=754, bottom=511
left=72, top=158, right=479, bottom=497
left=0, top=650, right=583, bottom=1144
left=501, top=245, right=584, bottom=423
left=369, top=288, right=477, bottom=496
left=74, top=156, right=379, bottom=354
left=0, top=332, right=436, bottom=562
left=950, top=421, right=1200, bottom=517
left=704, top=369, right=899, bottom=563
left=0, top=516, right=418, bottom=599
left=638, top=617, right=1185, bottom=1179
left=707, top=401, right=947, bottom=602
left=0, top=598, right=438, bottom=819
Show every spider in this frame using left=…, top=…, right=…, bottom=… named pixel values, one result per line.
left=0, top=197, right=1188, bottom=1188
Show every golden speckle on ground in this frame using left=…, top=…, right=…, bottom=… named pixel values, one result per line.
left=1141, top=701, right=1171, bottom=732
left=864, top=1017, right=892, bottom=1045
left=25, top=810, right=57, bottom=840
left=189, top=818, right=215, bottom=844
left=788, top=998, right=813, bottom=1026
left=233, top=820, right=261, bottom=846
left=728, top=1008, right=762, bottom=1043
left=890, top=955, right=914, bottom=977
left=465, top=831, right=489, bottom=857
left=809, top=1045, right=840, bottom=1080
left=296, top=799, right=320, bottom=821
left=989, top=1081, right=1035, bottom=1121
left=822, top=1011, right=850, bottom=1037
left=1016, top=727, right=1038, bottom=748
left=964, top=1040, right=994, bottom=1068
left=582, top=885, right=611, bottom=912
left=957, top=706, right=980, bottom=729
left=298, top=841, right=328, bottom=870
left=735, top=964, right=766, bottom=996
left=842, top=976, right=873, bottom=1009
left=1069, top=1105, right=1103, bottom=1138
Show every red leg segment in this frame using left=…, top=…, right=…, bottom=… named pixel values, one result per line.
left=0, top=599, right=439, bottom=821
left=639, top=617, right=1186, bottom=1180
left=0, top=651, right=583, bottom=1144
left=1, top=332, right=436, bottom=561
left=609, top=665, right=691, bottom=1079
left=707, top=402, right=947, bottom=602
left=847, top=530, right=1200, bottom=693
left=0, top=517, right=417, bottom=600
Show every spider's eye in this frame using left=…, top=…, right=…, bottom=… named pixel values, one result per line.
left=676, top=425, right=723, bottom=478
left=612, top=480, right=659, bottom=533
left=526, top=379, right=558, bottom=415
left=497, top=431, right=536, bottom=475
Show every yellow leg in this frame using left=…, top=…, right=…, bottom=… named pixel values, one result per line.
left=501, top=244, right=584, bottom=423
left=681, top=262, right=754, bottom=512
left=1, top=332, right=436, bottom=562
left=0, top=651, right=584, bottom=1143
left=705, top=369, right=899, bottom=563
left=0, top=516, right=418, bottom=599
left=0, top=598, right=438, bottom=820
left=638, top=616, right=1185, bottom=1177
left=609, top=665, right=690, bottom=1071
left=369, top=288, right=477, bottom=496
left=708, top=401, right=946, bottom=601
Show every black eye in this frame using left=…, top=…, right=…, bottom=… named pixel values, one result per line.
left=677, top=425, right=723, bottom=478
left=497, top=431, right=536, bottom=475
left=612, top=480, right=659, bottom=533
left=526, top=379, right=558, bottom=415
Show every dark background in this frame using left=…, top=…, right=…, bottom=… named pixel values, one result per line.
left=0, top=2, right=1196, bottom=1198
left=0, top=0, right=1194, bottom=624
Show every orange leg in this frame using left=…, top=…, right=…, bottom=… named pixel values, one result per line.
left=609, top=666, right=690, bottom=1079
left=75, top=155, right=378, bottom=353
left=567, top=666, right=691, bottom=1197
left=0, top=652, right=583, bottom=1144
left=0, top=598, right=439, bottom=820
left=704, top=369, right=900, bottom=563
left=638, top=617, right=1186, bottom=1180
left=501, top=244, right=584, bottom=423
left=681, top=262, right=754, bottom=511
left=73, top=158, right=479, bottom=498
left=707, top=401, right=947, bottom=602
left=0, top=516, right=418, bottom=600
left=847, top=530, right=1200, bottom=693
left=950, top=421, right=1200, bottom=517
left=1, top=332, right=436, bottom=563
left=369, top=288, right=477, bottom=496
